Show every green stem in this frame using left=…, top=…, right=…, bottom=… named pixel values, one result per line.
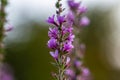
left=0, top=0, right=7, bottom=71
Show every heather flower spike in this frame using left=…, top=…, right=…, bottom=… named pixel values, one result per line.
left=47, top=0, right=74, bottom=79
left=66, top=0, right=92, bottom=80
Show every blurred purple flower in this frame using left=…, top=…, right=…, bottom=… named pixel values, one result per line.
left=68, top=0, right=80, bottom=10
left=78, top=6, right=87, bottom=14
left=66, top=12, right=75, bottom=22
left=82, top=68, right=90, bottom=76
left=65, top=69, right=75, bottom=78
left=74, top=60, right=82, bottom=68
left=80, top=16, right=90, bottom=27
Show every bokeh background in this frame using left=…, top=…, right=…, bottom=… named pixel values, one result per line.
left=3, top=0, right=120, bottom=80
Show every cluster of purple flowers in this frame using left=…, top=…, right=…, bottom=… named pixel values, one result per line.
left=47, top=0, right=92, bottom=80
left=64, top=0, right=92, bottom=80
left=65, top=44, right=92, bottom=80
left=47, top=0, right=75, bottom=79
left=47, top=14, right=74, bottom=60
left=67, top=0, right=90, bottom=27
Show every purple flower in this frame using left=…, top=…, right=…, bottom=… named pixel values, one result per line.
left=80, top=16, right=90, bottom=27
left=47, top=15, right=58, bottom=26
left=68, top=0, right=80, bottom=10
left=66, top=27, right=73, bottom=33
left=66, top=12, right=75, bottom=22
left=66, top=33, right=75, bottom=42
left=47, top=38, right=58, bottom=49
left=48, top=27, right=58, bottom=39
left=63, top=42, right=74, bottom=53
left=82, top=68, right=90, bottom=76
left=61, top=26, right=73, bottom=35
left=77, top=68, right=91, bottom=80
left=50, top=50, right=59, bottom=60
left=78, top=6, right=87, bottom=13
left=74, top=60, right=82, bottom=68
left=57, top=15, right=66, bottom=25
left=65, top=69, right=75, bottom=78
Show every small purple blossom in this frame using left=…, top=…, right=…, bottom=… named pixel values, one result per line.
left=77, top=68, right=91, bottom=80
left=47, top=15, right=58, bottom=26
left=63, top=42, right=74, bottom=53
left=61, top=26, right=73, bottom=35
left=47, top=38, right=58, bottom=49
left=80, top=16, right=90, bottom=27
left=65, top=69, right=75, bottom=78
left=66, top=12, right=75, bottom=22
left=82, top=68, right=90, bottom=76
left=66, top=33, right=75, bottom=42
left=66, top=27, right=73, bottom=33
left=47, top=15, right=55, bottom=24
left=48, top=27, right=58, bottom=39
left=57, top=15, right=66, bottom=25
left=74, top=60, right=82, bottom=68
left=50, top=50, right=59, bottom=60
left=78, top=6, right=87, bottom=14
left=68, top=0, right=80, bottom=10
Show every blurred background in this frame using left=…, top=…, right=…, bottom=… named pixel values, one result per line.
left=3, top=0, right=120, bottom=80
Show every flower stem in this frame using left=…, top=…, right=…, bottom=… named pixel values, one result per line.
left=0, top=0, right=7, bottom=79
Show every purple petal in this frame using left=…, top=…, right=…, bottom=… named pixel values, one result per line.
left=57, top=15, right=66, bottom=24
left=78, top=6, right=87, bottom=13
left=63, top=42, right=74, bottom=53
left=50, top=50, right=59, bottom=60
left=65, top=69, right=75, bottom=78
left=47, top=38, right=58, bottom=49
left=47, top=15, right=57, bottom=26
left=48, top=27, right=58, bottom=39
